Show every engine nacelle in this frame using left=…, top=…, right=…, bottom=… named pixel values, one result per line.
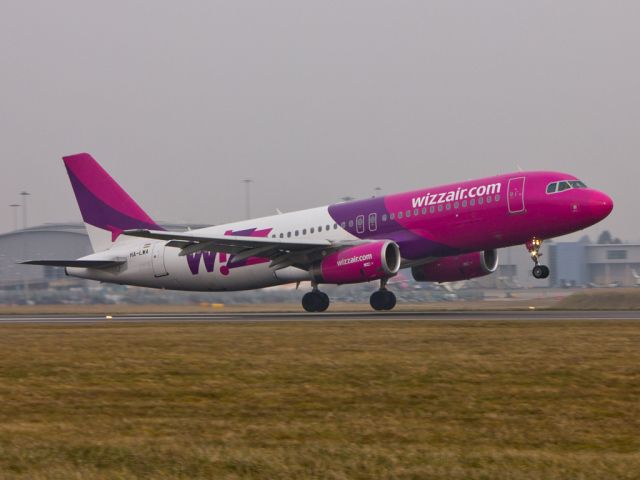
left=411, top=250, right=498, bottom=283
left=312, top=241, right=401, bottom=285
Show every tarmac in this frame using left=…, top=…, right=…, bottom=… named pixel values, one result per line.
left=0, top=310, right=639, bottom=324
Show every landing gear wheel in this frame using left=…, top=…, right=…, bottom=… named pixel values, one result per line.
left=526, top=238, right=550, bottom=280
left=382, top=290, right=396, bottom=310
left=370, top=290, right=396, bottom=311
left=302, top=291, right=330, bottom=312
left=532, top=264, right=550, bottom=279
left=317, top=291, right=330, bottom=312
left=540, top=265, right=550, bottom=279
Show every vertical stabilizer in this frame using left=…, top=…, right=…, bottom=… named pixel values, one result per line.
left=63, top=153, right=164, bottom=252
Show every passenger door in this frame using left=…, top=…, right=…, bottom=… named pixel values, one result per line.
left=151, top=242, right=168, bottom=277
left=507, top=177, right=526, bottom=214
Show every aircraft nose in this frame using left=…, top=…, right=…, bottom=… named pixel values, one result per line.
left=587, top=191, right=614, bottom=220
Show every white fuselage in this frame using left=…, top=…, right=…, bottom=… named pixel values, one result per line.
left=67, top=206, right=358, bottom=291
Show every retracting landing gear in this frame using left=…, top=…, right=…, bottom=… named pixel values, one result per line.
left=526, top=238, right=550, bottom=279
left=370, top=278, right=397, bottom=311
left=302, top=284, right=330, bottom=312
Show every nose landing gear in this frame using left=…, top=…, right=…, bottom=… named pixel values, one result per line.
left=302, top=284, right=330, bottom=312
left=370, top=278, right=397, bottom=311
left=527, top=238, right=550, bottom=279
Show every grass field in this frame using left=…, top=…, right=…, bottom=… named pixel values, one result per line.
left=1, top=320, right=639, bottom=479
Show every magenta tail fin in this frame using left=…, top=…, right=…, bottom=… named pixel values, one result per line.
left=63, top=153, right=163, bottom=251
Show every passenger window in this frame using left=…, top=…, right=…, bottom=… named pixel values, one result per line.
left=421, top=207, right=427, bottom=215
left=318, top=226, right=322, bottom=232
left=302, top=229, right=307, bottom=235
left=454, top=201, right=459, bottom=209
left=406, top=210, right=411, bottom=218
left=341, top=222, right=346, bottom=228
left=495, top=194, right=500, bottom=202
left=333, top=223, right=337, bottom=229
left=368, top=213, right=377, bottom=231
left=279, top=233, right=283, bottom=238
left=356, top=215, right=365, bottom=234
left=478, top=197, right=484, bottom=205
left=446, top=203, right=451, bottom=210
left=437, top=205, right=443, bottom=212
left=390, top=213, right=395, bottom=220
left=429, top=206, right=435, bottom=213
left=414, top=209, right=419, bottom=216
left=295, top=230, right=299, bottom=236
left=546, top=182, right=557, bottom=194
left=398, top=212, right=403, bottom=219
left=348, top=220, right=354, bottom=228
left=287, top=232, right=291, bottom=238
left=382, top=214, right=388, bottom=222
left=470, top=199, right=475, bottom=206
left=486, top=196, right=492, bottom=204
left=462, top=200, right=467, bottom=207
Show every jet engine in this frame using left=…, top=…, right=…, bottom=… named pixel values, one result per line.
left=411, top=250, right=498, bottom=283
left=311, top=240, right=401, bottom=284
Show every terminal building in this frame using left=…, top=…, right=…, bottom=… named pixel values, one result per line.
left=478, top=240, right=640, bottom=288
left=0, top=223, right=92, bottom=290
left=549, top=241, right=640, bottom=287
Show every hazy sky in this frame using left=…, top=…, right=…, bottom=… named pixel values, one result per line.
left=1, top=1, right=638, bottom=241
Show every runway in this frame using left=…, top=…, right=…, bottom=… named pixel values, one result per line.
left=0, top=310, right=639, bottom=324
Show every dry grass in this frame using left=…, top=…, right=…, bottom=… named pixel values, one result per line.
left=556, top=288, right=640, bottom=310
left=1, top=320, right=639, bottom=479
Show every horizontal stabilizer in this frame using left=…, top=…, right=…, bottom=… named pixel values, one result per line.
left=20, top=260, right=125, bottom=269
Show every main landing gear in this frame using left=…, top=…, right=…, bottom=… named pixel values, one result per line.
left=527, top=238, right=550, bottom=279
left=302, top=285, right=330, bottom=312
left=301, top=280, right=398, bottom=312
left=369, top=279, right=397, bottom=311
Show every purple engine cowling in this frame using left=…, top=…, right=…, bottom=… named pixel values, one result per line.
left=311, top=241, right=401, bottom=284
left=411, top=250, right=499, bottom=283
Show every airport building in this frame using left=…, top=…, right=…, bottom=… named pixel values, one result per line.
left=0, top=223, right=92, bottom=290
left=479, top=240, right=640, bottom=288
left=549, top=241, right=640, bottom=287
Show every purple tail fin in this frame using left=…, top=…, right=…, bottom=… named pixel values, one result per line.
left=63, top=153, right=163, bottom=251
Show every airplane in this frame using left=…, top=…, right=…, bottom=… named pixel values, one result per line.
left=22, top=153, right=613, bottom=312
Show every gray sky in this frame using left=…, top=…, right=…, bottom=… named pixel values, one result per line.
left=1, top=1, right=638, bottom=240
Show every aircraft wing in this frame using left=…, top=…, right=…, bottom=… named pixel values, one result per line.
left=124, top=229, right=363, bottom=270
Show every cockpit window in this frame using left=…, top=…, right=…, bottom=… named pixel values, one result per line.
left=546, top=179, right=588, bottom=194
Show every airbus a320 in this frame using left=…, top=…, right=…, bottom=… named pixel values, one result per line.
left=23, top=153, right=613, bottom=312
